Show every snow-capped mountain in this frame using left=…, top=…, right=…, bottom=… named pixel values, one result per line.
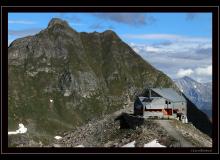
left=174, top=76, right=212, bottom=119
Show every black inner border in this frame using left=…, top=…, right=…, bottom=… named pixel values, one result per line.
left=1, top=6, right=219, bottom=154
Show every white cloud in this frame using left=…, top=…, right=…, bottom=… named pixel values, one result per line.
left=195, top=77, right=202, bottom=83
left=176, top=66, right=212, bottom=82
left=128, top=36, right=212, bottom=83
left=122, top=34, right=211, bottom=43
left=92, top=13, right=155, bottom=26
left=8, top=28, right=42, bottom=46
left=69, top=23, right=85, bottom=26
left=133, top=47, right=140, bottom=53
left=122, top=34, right=180, bottom=40
left=9, top=28, right=42, bottom=37
left=177, top=69, right=194, bottom=78
left=8, top=20, right=36, bottom=25
left=8, top=39, right=13, bottom=46
left=195, top=65, right=212, bottom=76
left=144, top=46, right=160, bottom=53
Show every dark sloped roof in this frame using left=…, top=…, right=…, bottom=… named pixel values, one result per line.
left=138, top=97, right=154, bottom=106
left=138, top=97, right=147, bottom=106
left=151, top=88, right=186, bottom=102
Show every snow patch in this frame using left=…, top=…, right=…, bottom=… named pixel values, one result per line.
left=75, top=144, right=84, bottom=147
left=144, top=139, right=166, bottom=147
left=50, top=99, right=53, bottom=103
left=122, top=141, right=135, bottom=147
left=54, top=136, right=62, bottom=140
left=8, top=123, right=27, bottom=135
left=53, top=144, right=62, bottom=147
left=17, top=124, right=27, bottom=133
left=64, top=90, right=71, bottom=96
left=27, top=71, right=38, bottom=77
left=194, top=85, right=197, bottom=89
left=8, top=131, right=18, bottom=135
left=182, top=116, right=188, bottom=124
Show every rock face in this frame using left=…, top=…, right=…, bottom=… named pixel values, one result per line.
left=8, top=18, right=175, bottom=143
left=184, top=95, right=212, bottom=137
left=174, top=76, right=212, bottom=119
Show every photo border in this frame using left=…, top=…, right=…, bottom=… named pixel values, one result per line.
left=1, top=5, right=219, bottom=154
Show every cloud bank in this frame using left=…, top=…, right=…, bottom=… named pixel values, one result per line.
left=9, top=28, right=42, bottom=37
left=177, top=69, right=194, bottom=78
left=8, top=20, right=36, bottom=25
left=128, top=34, right=212, bottom=83
left=92, top=13, right=156, bottom=26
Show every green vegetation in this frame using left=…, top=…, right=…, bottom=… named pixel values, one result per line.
left=8, top=18, right=175, bottom=144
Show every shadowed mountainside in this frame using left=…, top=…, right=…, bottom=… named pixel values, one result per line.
left=8, top=18, right=175, bottom=143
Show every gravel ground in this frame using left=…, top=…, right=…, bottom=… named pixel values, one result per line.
left=50, top=103, right=177, bottom=147
left=156, top=120, right=194, bottom=147
left=8, top=102, right=212, bottom=148
left=169, top=120, right=212, bottom=147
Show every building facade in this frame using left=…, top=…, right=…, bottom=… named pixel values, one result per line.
left=134, top=88, right=187, bottom=121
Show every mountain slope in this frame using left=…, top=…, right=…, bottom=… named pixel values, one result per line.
left=8, top=18, right=175, bottom=144
left=184, top=95, right=212, bottom=137
left=174, top=76, right=212, bottom=119
left=9, top=102, right=212, bottom=147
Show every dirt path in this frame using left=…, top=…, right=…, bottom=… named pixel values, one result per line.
left=156, top=120, right=194, bottom=147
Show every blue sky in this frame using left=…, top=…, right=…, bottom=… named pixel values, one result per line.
left=8, top=13, right=212, bottom=83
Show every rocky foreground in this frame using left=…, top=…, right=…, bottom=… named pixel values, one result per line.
left=50, top=103, right=177, bottom=147
left=9, top=102, right=211, bottom=148
left=50, top=106, right=212, bottom=148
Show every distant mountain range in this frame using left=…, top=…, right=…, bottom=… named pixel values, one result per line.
left=174, top=76, right=212, bottom=120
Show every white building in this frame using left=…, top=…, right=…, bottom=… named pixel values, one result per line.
left=134, top=88, right=187, bottom=121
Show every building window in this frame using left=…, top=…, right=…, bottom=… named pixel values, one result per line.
left=165, top=100, right=171, bottom=104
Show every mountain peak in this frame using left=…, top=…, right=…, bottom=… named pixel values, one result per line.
left=182, top=76, right=194, bottom=81
left=47, top=18, right=69, bottom=28
left=102, top=30, right=118, bottom=36
left=101, top=30, right=121, bottom=40
left=103, top=30, right=115, bottom=34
